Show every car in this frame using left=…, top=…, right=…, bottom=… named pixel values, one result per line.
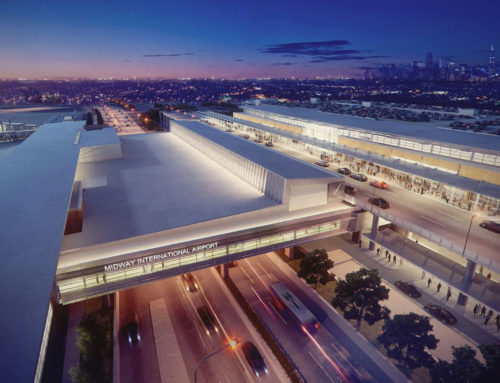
left=368, top=197, right=390, bottom=209
left=240, top=134, right=250, bottom=139
left=228, top=260, right=238, bottom=267
left=197, top=306, right=219, bottom=336
left=337, top=167, right=351, bottom=175
left=254, top=138, right=264, bottom=143
left=265, top=142, right=274, bottom=147
left=314, top=160, right=330, bottom=167
left=370, top=180, right=390, bottom=189
left=181, top=273, right=198, bottom=292
left=350, top=173, right=368, bottom=182
left=479, top=221, right=500, bottom=234
left=394, top=281, right=421, bottom=298
left=125, top=313, right=141, bottom=344
left=344, top=185, right=357, bottom=195
left=225, top=128, right=233, bottom=133
left=424, top=304, right=457, bottom=325
left=241, top=341, right=268, bottom=378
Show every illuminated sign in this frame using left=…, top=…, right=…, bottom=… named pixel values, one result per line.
left=103, top=242, right=219, bottom=272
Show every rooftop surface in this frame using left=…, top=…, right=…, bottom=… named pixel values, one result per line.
left=245, top=104, right=500, bottom=152
left=173, top=119, right=340, bottom=180
left=61, top=132, right=279, bottom=251
left=0, top=122, right=119, bottom=381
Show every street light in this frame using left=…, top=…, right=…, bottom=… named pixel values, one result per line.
left=458, top=214, right=476, bottom=305
left=194, top=339, right=238, bottom=383
left=461, top=214, right=476, bottom=259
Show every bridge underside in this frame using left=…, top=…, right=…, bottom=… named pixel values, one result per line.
left=56, top=211, right=354, bottom=304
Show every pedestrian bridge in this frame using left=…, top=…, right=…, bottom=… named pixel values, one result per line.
left=56, top=209, right=353, bottom=304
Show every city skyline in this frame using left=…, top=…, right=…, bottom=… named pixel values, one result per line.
left=1, top=0, right=499, bottom=79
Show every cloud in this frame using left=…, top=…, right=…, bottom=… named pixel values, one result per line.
left=270, top=62, right=297, bottom=66
left=234, top=59, right=244, bottom=62
left=142, top=53, right=194, bottom=57
left=310, top=55, right=388, bottom=63
left=261, top=40, right=387, bottom=63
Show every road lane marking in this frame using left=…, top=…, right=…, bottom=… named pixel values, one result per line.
left=257, top=261, right=273, bottom=280
left=437, top=210, right=463, bottom=221
left=308, top=351, right=337, bottom=383
left=419, top=215, right=446, bottom=227
left=329, top=342, right=362, bottom=376
left=240, top=266, right=255, bottom=284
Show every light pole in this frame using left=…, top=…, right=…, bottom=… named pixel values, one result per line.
left=458, top=214, right=476, bottom=305
left=194, top=339, right=238, bottom=383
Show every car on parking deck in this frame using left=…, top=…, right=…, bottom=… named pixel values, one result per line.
left=197, top=306, right=219, bottom=336
left=350, top=173, right=368, bottom=182
left=344, top=185, right=357, bottom=195
left=368, top=197, right=390, bottom=209
left=424, top=304, right=457, bottom=325
left=337, top=167, right=351, bottom=175
left=394, top=281, right=421, bottom=298
left=314, top=160, right=330, bottom=167
left=125, top=313, right=141, bottom=344
left=254, top=138, right=264, bottom=143
left=370, top=180, right=390, bottom=189
left=225, top=128, right=233, bottom=132
left=479, top=221, right=500, bottom=234
left=242, top=341, right=268, bottom=378
left=181, top=273, right=198, bottom=292
left=265, top=142, right=274, bottom=147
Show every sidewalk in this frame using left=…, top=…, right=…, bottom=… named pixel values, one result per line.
left=351, top=232, right=500, bottom=344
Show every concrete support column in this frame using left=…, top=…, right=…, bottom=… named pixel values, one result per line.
left=458, top=259, right=476, bottom=306
left=222, top=263, right=229, bottom=280
left=352, top=231, right=360, bottom=244
left=369, top=215, right=379, bottom=250
left=284, top=247, right=292, bottom=259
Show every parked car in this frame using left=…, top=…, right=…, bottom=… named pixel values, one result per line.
left=337, top=167, right=351, bottom=175
left=479, top=221, right=500, bottom=234
left=344, top=185, right=357, bottom=195
left=424, top=304, right=457, bottom=325
left=125, top=313, right=141, bottom=344
left=394, top=281, right=421, bottom=298
left=225, top=128, right=233, bottom=132
left=265, top=142, right=274, bottom=147
left=242, top=341, right=268, bottom=378
left=240, top=134, right=250, bottom=139
left=370, top=180, right=390, bottom=189
left=314, top=160, right=330, bottom=167
left=350, top=173, right=368, bottom=182
left=197, top=306, right=219, bottom=336
left=181, top=273, right=198, bottom=292
left=254, top=138, right=264, bottom=143
left=368, top=197, right=390, bottom=209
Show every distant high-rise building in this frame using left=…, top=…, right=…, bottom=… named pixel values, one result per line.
left=489, top=44, right=495, bottom=77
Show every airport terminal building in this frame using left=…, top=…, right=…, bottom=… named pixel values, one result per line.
left=0, top=115, right=352, bottom=382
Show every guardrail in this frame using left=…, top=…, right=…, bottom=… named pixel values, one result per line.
left=355, top=199, right=500, bottom=274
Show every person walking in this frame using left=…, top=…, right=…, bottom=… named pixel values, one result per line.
left=481, top=305, right=486, bottom=317
left=497, top=322, right=500, bottom=333
left=485, top=315, right=491, bottom=326
left=496, top=314, right=500, bottom=324
left=376, top=248, right=381, bottom=256
left=473, top=304, right=479, bottom=316
left=427, top=278, right=432, bottom=288
left=421, top=270, right=426, bottom=280
left=385, top=250, right=389, bottom=259
left=446, top=287, right=452, bottom=301
left=487, top=309, right=493, bottom=318
left=393, top=255, right=397, bottom=264
left=387, top=254, right=391, bottom=263
left=437, top=283, right=442, bottom=293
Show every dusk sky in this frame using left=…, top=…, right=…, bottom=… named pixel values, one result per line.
left=1, top=0, right=498, bottom=79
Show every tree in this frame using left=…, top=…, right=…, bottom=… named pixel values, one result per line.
left=69, top=315, right=112, bottom=383
left=332, top=268, right=390, bottom=329
left=378, top=313, right=438, bottom=371
left=430, top=344, right=500, bottom=383
left=94, top=108, right=104, bottom=125
left=297, top=248, right=334, bottom=288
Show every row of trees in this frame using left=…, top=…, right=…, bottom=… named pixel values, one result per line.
left=295, top=249, right=500, bottom=379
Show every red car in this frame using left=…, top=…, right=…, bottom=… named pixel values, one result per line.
left=370, top=181, right=389, bottom=189
left=479, top=221, right=500, bottom=234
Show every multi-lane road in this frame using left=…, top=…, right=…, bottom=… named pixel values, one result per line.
left=118, top=267, right=287, bottom=383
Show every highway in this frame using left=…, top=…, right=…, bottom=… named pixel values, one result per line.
left=118, top=268, right=287, bottom=383
left=100, top=106, right=147, bottom=135
left=228, top=252, right=404, bottom=383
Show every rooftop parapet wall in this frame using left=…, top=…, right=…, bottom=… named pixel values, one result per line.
left=170, top=120, right=287, bottom=203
